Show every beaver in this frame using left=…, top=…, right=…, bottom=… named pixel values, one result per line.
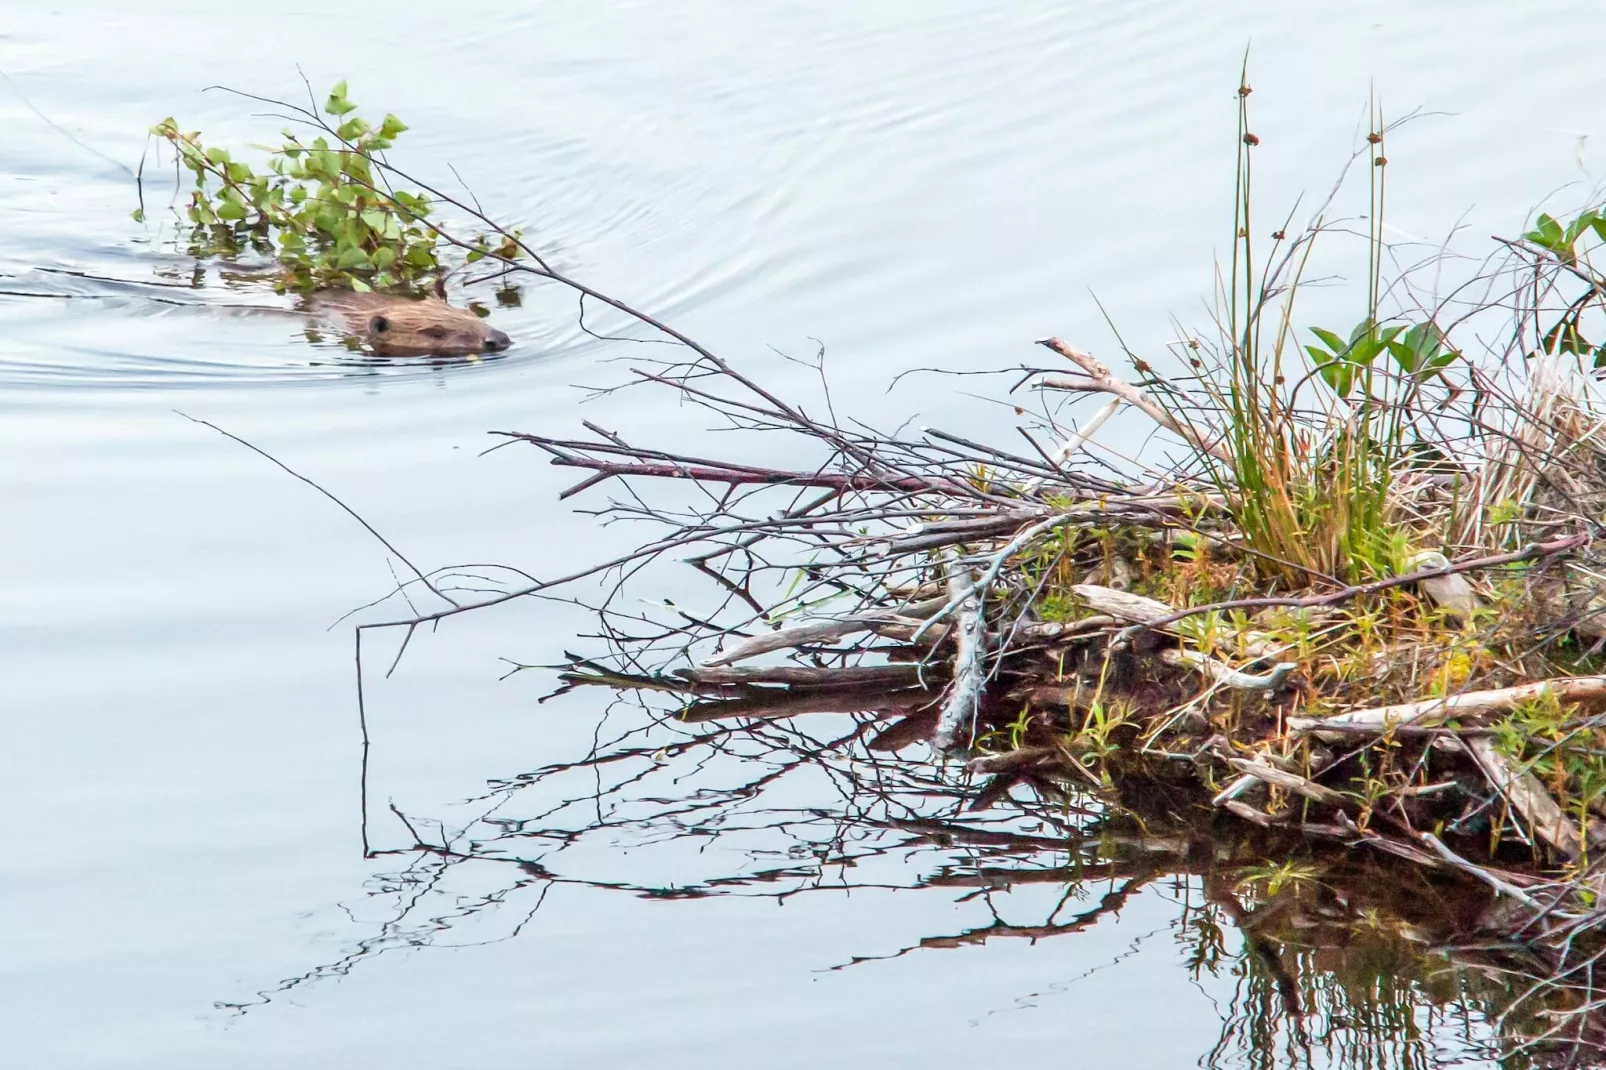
left=307, top=289, right=512, bottom=357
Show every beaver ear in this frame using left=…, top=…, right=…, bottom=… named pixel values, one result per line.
left=369, top=314, right=390, bottom=334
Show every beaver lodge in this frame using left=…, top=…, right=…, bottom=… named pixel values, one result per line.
left=326, top=91, right=1606, bottom=1061
left=485, top=318, right=1606, bottom=1061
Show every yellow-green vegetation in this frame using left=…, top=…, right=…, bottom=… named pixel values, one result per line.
left=976, top=76, right=1606, bottom=867
left=143, top=81, right=522, bottom=293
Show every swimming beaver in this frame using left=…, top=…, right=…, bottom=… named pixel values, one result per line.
left=308, top=289, right=512, bottom=357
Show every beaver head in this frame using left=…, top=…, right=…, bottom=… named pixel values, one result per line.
left=310, top=290, right=512, bottom=357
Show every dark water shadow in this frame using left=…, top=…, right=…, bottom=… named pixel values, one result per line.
left=220, top=689, right=1606, bottom=1069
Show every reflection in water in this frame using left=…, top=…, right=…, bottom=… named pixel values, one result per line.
left=230, top=694, right=1606, bottom=1069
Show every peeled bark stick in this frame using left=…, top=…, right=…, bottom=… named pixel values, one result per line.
left=1464, top=736, right=1583, bottom=860
left=1070, top=584, right=1281, bottom=660
left=1160, top=648, right=1298, bottom=692
left=1034, top=338, right=1231, bottom=464
left=1013, top=615, right=1118, bottom=643
left=1288, top=676, right=1606, bottom=739
left=933, top=555, right=988, bottom=752
left=701, top=595, right=949, bottom=666
left=1223, top=800, right=1279, bottom=827
left=1069, top=584, right=1183, bottom=626
left=1224, top=757, right=1346, bottom=806
left=1211, top=773, right=1260, bottom=807
left=1416, top=831, right=1540, bottom=907
left=967, top=746, right=1058, bottom=775
left=1017, top=396, right=1123, bottom=497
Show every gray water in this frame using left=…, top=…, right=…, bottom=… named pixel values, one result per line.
left=6, top=3, right=1605, bottom=1066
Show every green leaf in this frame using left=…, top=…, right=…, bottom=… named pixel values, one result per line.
left=348, top=277, right=372, bottom=292
left=1307, top=347, right=1350, bottom=396
left=1525, top=213, right=1567, bottom=252
left=336, top=244, right=371, bottom=270
left=1566, top=210, right=1598, bottom=245
left=1348, top=336, right=1382, bottom=366
left=325, top=81, right=357, bottom=116
left=1385, top=339, right=1416, bottom=372
left=1308, top=326, right=1345, bottom=355
left=1314, top=357, right=1354, bottom=397
left=215, top=198, right=248, bottom=221
left=378, top=114, right=408, bottom=139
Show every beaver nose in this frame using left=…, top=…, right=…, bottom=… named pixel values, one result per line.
left=484, top=327, right=512, bottom=352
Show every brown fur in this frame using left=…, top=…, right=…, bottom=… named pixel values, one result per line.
left=309, top=290, right=511, bottom=357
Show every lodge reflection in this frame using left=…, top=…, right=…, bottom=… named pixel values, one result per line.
left=231, top=707, right=1605, bottom=1069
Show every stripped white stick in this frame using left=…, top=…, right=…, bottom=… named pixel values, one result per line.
left=912, top=511, right=1090, bottom=644
left=1288, top=676, right=1606, bottom=738
left=933, top=553, right=988, bottom=752
left=1070, top=584, right=1282, bottom=661
left=1034, top=338, right=1231, bottom=463
left=1160, top=648, right=1298, bottom=692
left=1465, top=736, right=1583, bottom=860
left=1018, top=396, right=1122, bottom=496
left=702, top=595, right=948, bottom=667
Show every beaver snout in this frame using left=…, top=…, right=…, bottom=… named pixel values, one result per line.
left=308, top=289, right=515, bottom=358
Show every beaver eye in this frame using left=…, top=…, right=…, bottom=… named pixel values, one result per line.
left=369, top=315, right=390, bottom=334
left=422, top=326, right=449, bottom=340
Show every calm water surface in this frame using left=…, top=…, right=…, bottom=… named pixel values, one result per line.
left=7, top=3, right=1606, bottom=1067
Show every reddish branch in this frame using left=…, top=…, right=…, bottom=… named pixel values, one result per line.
left=543, top=457, right=957, bottom=499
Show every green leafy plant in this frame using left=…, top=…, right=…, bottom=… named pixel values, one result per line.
left=1306, top=319, right=1460, bottom=397
left=1519, top=206, right=1606, bottom=367
left=144, top=81, right=521, bottom=293
left=1523, top=207, right=1606, bottom=267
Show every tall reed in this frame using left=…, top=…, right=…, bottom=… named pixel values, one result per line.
left=1199, top=71, right=1405, bottom=588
